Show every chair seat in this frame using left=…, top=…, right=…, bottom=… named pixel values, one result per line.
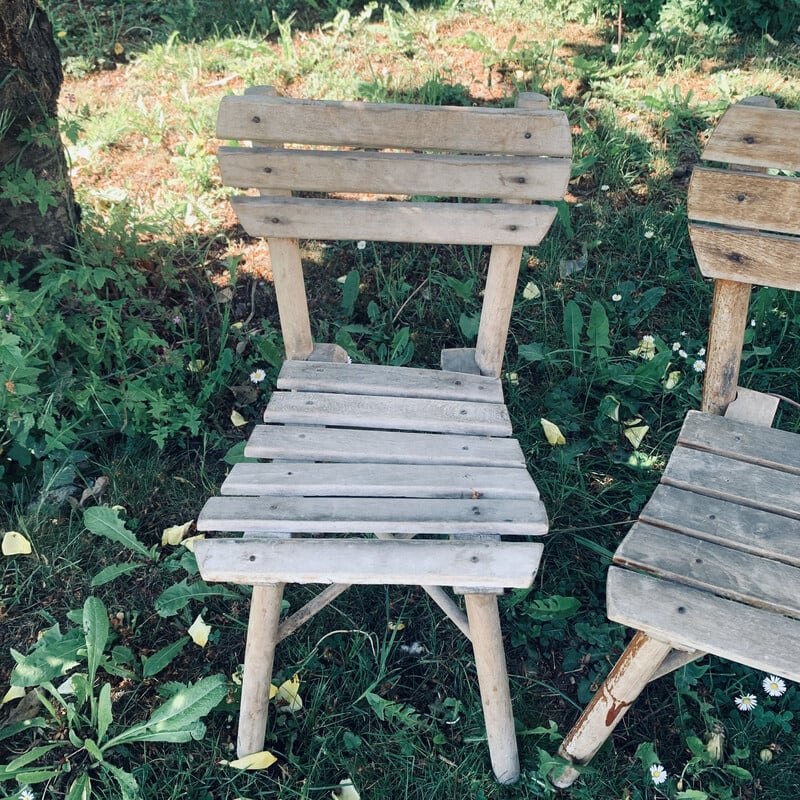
left=196, top=359, right=547, bottom=587
left=607, top=410, right=800, bottom=682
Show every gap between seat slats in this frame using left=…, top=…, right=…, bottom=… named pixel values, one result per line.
left=276, top=360, right=505, bottom=404
left=197, top=495, right=547, bottom=536
left=220, top=462, right=538, bottom=500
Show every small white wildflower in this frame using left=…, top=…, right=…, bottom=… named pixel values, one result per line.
left=735, top=694, right=758, bottom=711
left=750, top=319, right=756, bottom=327
left=763, top=675, right=787, bottom=697
left=612, top=293, right=622, bottom=302
left=575, top=201, right=583, bottom=207
left=693, top=359, right=706, bottom=373
left=600, top=184, right=610, bottom=191
left=644, top=230, right=654, bottom=239
left=249, top=368, right=266, bottom=384
left=18, top=788, right=36, bottom=800
left=610, top=43, right=620, bottom=54
left=697, top=346, right=706, bottom=356
left=672, top=342, right=681, bottom=351
left=649, top=764, right=667, bottom=784
left=642, top=334, right=654, bottom=343
left=679, top=349, right=688, bottom=359
left=356, top=240, right=367, bottom=250
left=680, top=330, right=688, bottom=336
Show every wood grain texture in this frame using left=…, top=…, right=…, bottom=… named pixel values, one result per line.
left=232, top=195, right=557, bottom=246
left=701, top=103, right=800, bottom=172
left=639, top=485, right=800, bottom=567
left=194, top=537, right=543, bottom=588
left=606, top=568, right=800, bottom=682
left=689, top=224, right=800, bottom=290
left=244, top=424, right=527, bottom=467
left=219, top=147, right=571, bottom=200
left=688, top=168, right=800, bottom=235
left=723, top=387, right=779, bottom=426
left=263, top=391, right=513, bottom=436
left=221, top=461, right=539, bottom=500
left=614, top=523, right=800, bottom=618
left=217, top=93, right=571, bottom=156
left=197, top=495, right=548, bottom=536
left=276, top=360, right=504, bottom=403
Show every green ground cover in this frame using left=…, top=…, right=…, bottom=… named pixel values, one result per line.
left=2, top=1, right=800, bottom=798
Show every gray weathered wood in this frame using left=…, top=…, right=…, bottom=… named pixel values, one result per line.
left=614, top=523, right=800, bottom=619
left=606, top=568, right=800, bottom=683
left=219, top=147, right=571, bottom=200
left=639, top=485, right=800, bottom=567
left=688, top=225, right=800, bottom=291
left=217, top=93, right=572, bottom=156
left=264, top=391, right=513, bottom=437
left=197, top=495, right=548, bottom=536
left=221, top=462, right=538, bottom=500
left=244, top=424, right=526, bottom=467
left=688, top=168, right=800, bottom=236
left=232, top=195, right=558, bottom=247
left=277, top=359, right=504, bottom=403
left=440, top=348, right=481, bottom=374
left=307, top=342, right=351, bottom=363
left=195, top=537, right=543, bottom=589
left=678, top=410, right=800, bottom=472
left=662, top=446, right=800, bottom=518
left=700, top=103, right=800, bottom=172
left=724, top=387, right=779, bottom=426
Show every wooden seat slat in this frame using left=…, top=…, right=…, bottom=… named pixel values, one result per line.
left=221, top=462, right=538, bottom=500
left=232, top=196, right=558, bottom=246
left=606, top=568, right=800, bottom=683
left=244, top=424, right=527, bottom=467
left=277, top=360, right=504, bottom=403
left=688, top=168, right=800, bottom=235
left=639, top=485, right=800, bottom=567
left=677, top=410, right=800, bottom=473
left=216, top=94, right=572, bottom=156
left=614, top=523, right=800, bottom=619
left=700, top=103, right=800, bottom=172
left=264, top=391, right=513, bottom=437
left=688, top=224, right=800, bottom=291
left=197, top=495, right=548, bottom=536
left=219, top=148, right=571, bottom=200
left=194, top=537, right=543, bottom=590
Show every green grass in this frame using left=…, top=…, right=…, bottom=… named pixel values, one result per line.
left=2, top=1, right=800, bottom=798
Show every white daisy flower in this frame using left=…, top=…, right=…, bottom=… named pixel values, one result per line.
left=672, top=342, right=681, bottom=351
left=356, top=240, right=367, bottom=250
left=763, top=675, right=787, bottom=697
left=644, top=230, right=654, bottom=238
left=18, top=788, right=36, bottom=800
left=679, top=349, right=688, bottom=358
left=735, top=693, right=758, bottom=711
left=612, top=293, right=622, bottom=302
left=249, top=368, right=266, bottom=384
left=693, top=359, right=706, bottom=373
left=697, top=347, right=706, bottom=356
left=649, top=764, right=667, bottom=784
left=600, top=184, right=610, bottom=191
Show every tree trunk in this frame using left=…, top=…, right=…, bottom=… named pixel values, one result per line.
left=0, top=0, right=78, bottom=268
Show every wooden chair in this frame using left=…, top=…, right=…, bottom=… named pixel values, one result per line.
left=552, top=97, right=800, bottom=788
left=193, top=87, right=571, bottom=783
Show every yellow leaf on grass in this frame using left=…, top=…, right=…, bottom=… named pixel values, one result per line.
left=333, top=779, right=361, bottom=800
left=182, top=534, right=205, bottom=552
left=188, top=614, right=211, bottom=647
left=522, top=281, right=541, bottom=300
left=276, top=674, right=302, bottom=712
left=230, top=410, right=247, bottom=427
left=540, top=418, right=566, bottom=446
left=623, top=419, right=649, bottom=449
left=227, top=750, right=278, bottom=770
left=2, top=531, right=32, bottom=556
left=664, top=370, right=681, bottom=390
left=269, top=683, right=278, bottom=699
left=1, top=686, right=26, bottom=705
left=161, top=521, right=194, bottom=547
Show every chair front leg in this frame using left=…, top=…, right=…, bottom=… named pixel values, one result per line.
left=237, top=582, right=286, bottom=758
left=464, top=593, right=520, bottom=784
left=551, top=631, right=673, bottom=788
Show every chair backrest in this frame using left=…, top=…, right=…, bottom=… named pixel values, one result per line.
left=687, top=97, right=800, bottom=414
left=217, top=87, right=571, bottom=376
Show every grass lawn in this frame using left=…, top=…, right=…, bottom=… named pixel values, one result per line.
left=2, top=1, right=800, bottom=798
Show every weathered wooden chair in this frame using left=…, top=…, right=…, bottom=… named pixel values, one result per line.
left=193, top=87, right=571, bottom=783
left=552, top=97, right=800, bottom=787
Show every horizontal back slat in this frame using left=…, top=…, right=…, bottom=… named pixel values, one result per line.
left=688, top=167, right=800, bottom=235
left=218, top=147, right=571, bottom=201
left=217, top=94, right=571, bottom=156
left=701, top=104, right=800, bottom=171
left=688, top=224, right=800, bottom=290
left=232, top=196, right=557, bottom=246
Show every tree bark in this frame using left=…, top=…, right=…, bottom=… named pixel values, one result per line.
left=0, top=0, right=78, bottom=268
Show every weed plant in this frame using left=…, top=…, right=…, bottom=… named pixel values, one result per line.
left=2, top=1, right=800, bottom=799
